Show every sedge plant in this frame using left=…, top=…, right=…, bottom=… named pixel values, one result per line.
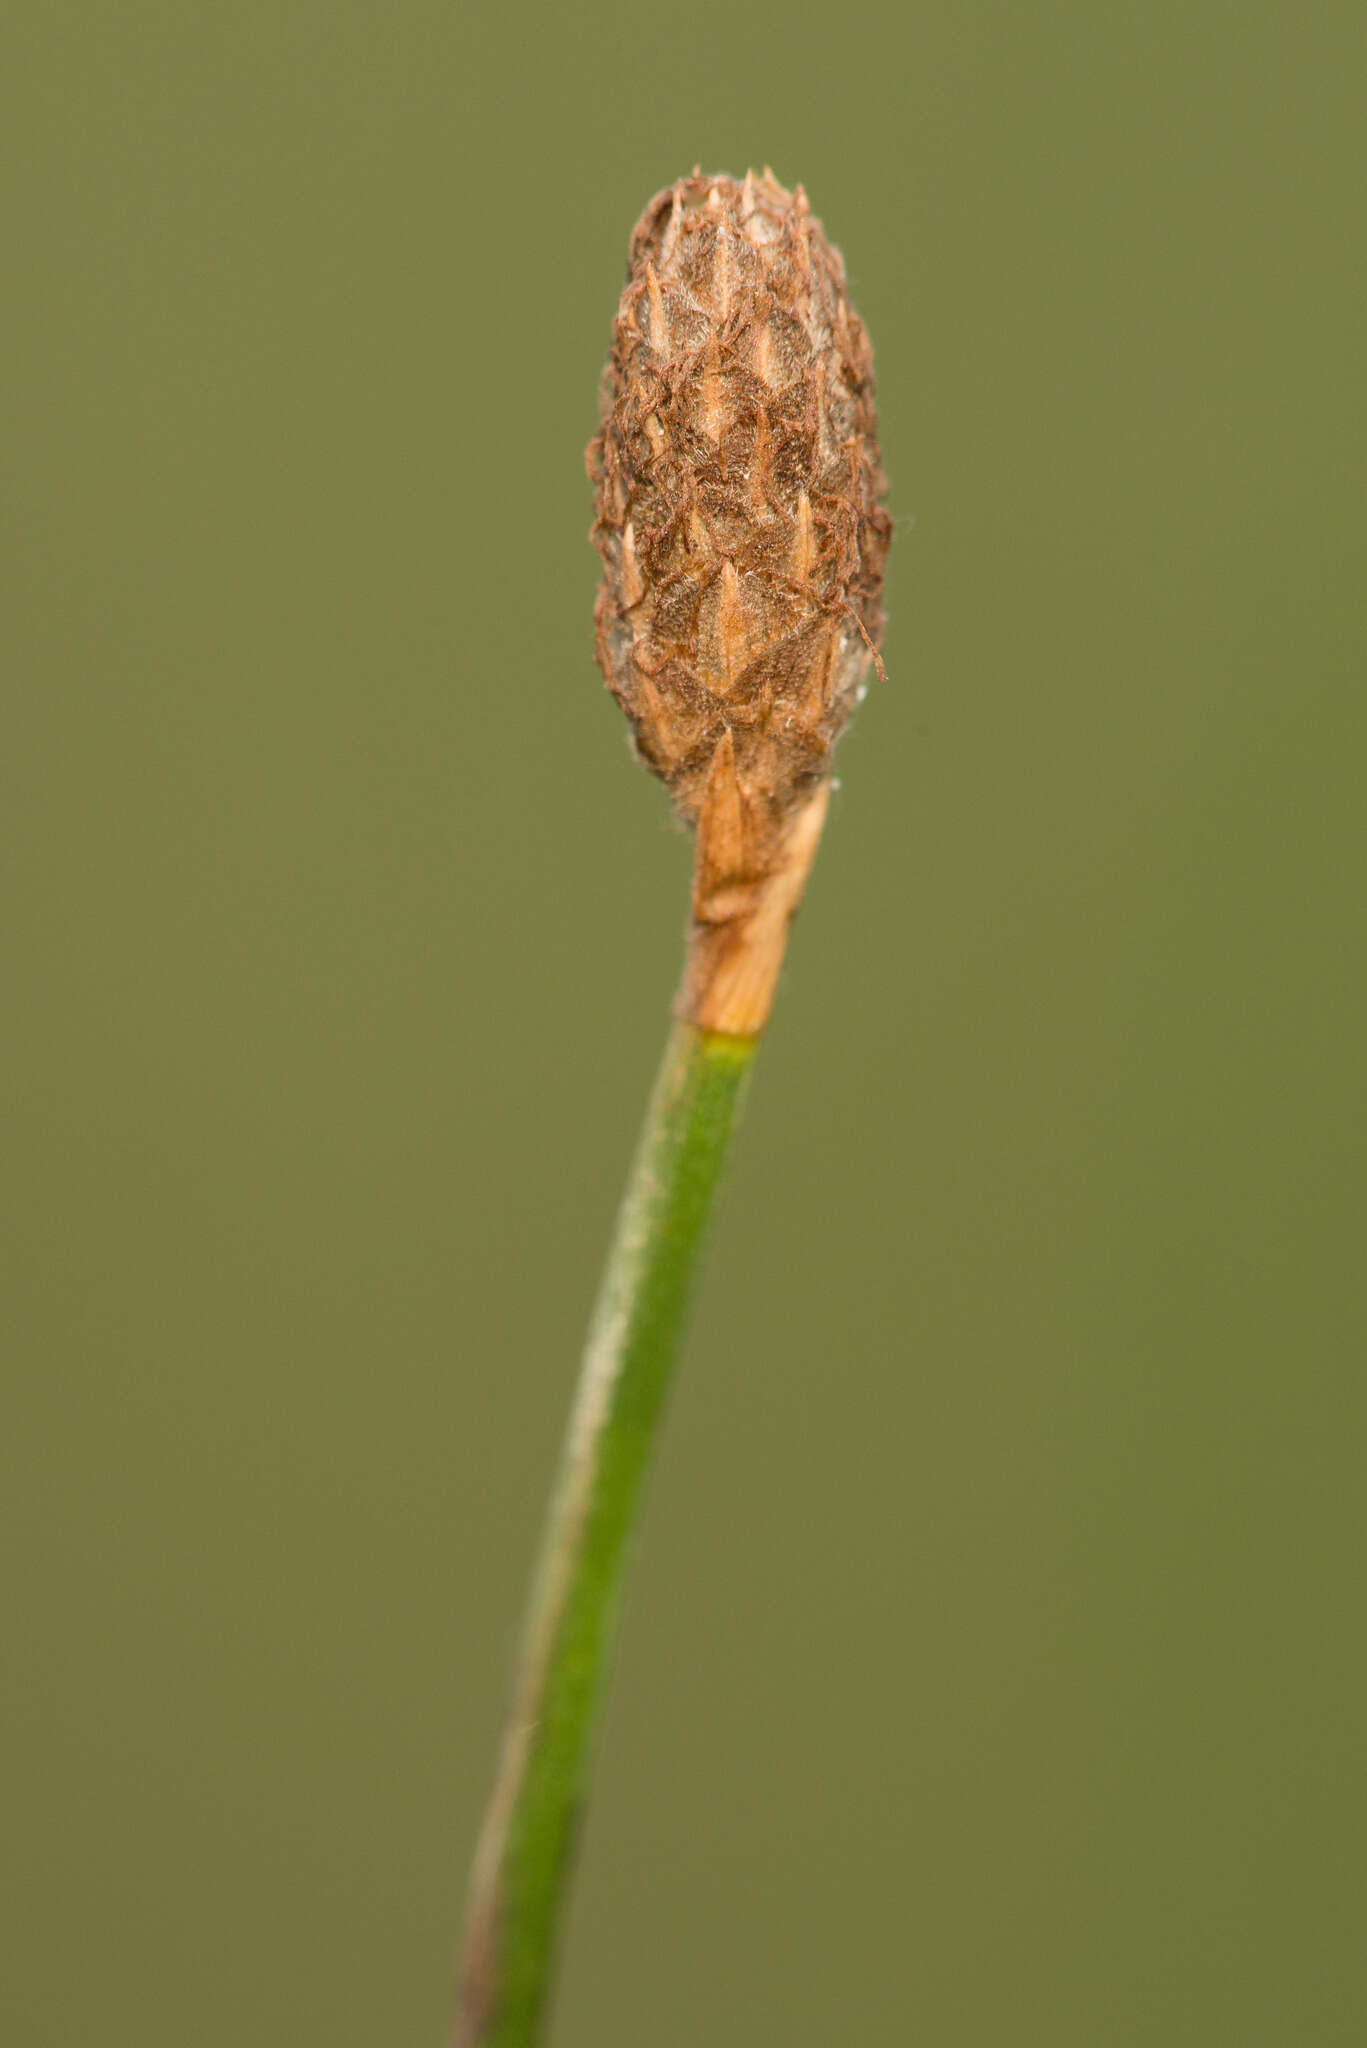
left=455, top=168, right=891, bottom=2047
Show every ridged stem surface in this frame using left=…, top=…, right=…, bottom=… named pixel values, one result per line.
left=455, top=1020, right=756, bottom=2047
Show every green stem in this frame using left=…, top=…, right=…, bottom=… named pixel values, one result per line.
left=455, top=1018, right=758, bottom=2047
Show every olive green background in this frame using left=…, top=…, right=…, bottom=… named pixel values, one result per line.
left=4, top=3, right=1364, bottom=2043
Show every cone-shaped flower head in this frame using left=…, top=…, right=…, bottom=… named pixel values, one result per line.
left=588, top=169, right=891, bottom=862
left=588, top=171, right=891, bottom=1035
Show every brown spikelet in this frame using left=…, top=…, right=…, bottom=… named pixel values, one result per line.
left=588, top=170, right=891, bottom=1033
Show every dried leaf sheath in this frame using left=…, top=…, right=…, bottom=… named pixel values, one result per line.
left=588, top=169, right=891, bottom=1035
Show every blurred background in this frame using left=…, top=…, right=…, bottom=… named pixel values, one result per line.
left=3, top=3, right=1364, bottom=2042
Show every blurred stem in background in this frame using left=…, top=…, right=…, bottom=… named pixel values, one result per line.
left=454, top=1021, right=755, bottom=2047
